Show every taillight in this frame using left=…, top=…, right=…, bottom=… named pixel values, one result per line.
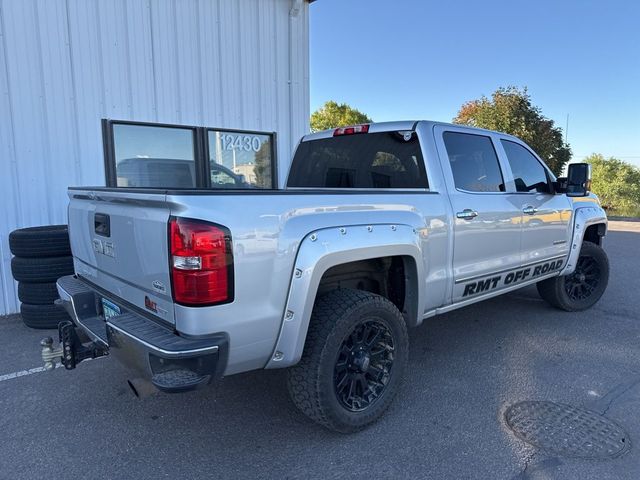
left=169, top=217, right=233, bottom=306
left=333, top=124, right=370, bottom=136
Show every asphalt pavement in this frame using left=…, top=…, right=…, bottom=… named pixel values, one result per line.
left=1, top=221, right=639, bottom=479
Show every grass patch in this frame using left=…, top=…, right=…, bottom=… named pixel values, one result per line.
left=607, top=206, right=640, bottom=219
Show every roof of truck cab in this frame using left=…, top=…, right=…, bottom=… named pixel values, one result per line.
left=302, top=120, right=521, bottom=142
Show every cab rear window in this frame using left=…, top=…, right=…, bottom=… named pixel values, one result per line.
left=287, top=131, right=429, bottom=189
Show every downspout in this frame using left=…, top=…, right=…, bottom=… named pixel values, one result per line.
left=287, top=0, right=302, bottom=187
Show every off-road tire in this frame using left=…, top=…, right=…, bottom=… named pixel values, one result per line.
left=11, top=256, right=74, bottom=283
left=9, top=225, right=71, bottom=258
left=17, top=282, right=60, bottom=305
left=287, top=289, right=409, bottom=433
left=20, top=303, right=69, bottom=329
left=537, top=241, right=609, bottom=311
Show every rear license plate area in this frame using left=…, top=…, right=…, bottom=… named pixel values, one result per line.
left=101, top=298, right=121, bottom=320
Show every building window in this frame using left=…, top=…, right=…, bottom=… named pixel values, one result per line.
left=103, top=120, right=276, bottom=189
left=208, top=131, right=274, bottom=189
left=112, top=123, right=197, bottom=188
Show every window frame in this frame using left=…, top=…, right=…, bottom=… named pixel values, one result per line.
left=441, top=130, right=507, bottom=195
left=102, top=119, right=277, bottom=189
left=498, top=138, right=555, bottom=195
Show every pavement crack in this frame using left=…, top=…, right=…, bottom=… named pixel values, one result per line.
left=512, top=449, right=537, bottom=480
left=590, top=375, right=640, bottom=416
left=513, top=454, right=563, bottom=480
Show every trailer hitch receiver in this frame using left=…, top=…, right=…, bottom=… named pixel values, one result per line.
left=40, top=321, right=108, bottom=371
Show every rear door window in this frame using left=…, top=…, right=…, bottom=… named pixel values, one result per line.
left=287, top=131, right=428, bottom=189
left=443, top=132, right=505, bottom=193
left=501, top=140, right=551, bottom=193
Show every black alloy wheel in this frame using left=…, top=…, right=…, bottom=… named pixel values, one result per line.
left=287, top=289, right=409, bottom=433
left=334, top=320, right=395, bottom=412
left=536, top=241, right=609, bottom=311
left=564, top=255, right=601, bottom=301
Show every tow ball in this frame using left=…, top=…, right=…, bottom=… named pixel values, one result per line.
left=40, top=321, right=108, bottom=371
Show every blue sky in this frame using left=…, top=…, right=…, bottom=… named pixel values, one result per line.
left=310, top=0, right=640, bottom=167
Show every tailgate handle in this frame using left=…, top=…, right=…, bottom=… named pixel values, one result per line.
left=94, top=213, right=111, bottom=237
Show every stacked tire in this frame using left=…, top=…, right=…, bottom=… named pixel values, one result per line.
left=9, top=225, right=74, bottom=329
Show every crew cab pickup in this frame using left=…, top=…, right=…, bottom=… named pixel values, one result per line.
left=47, top=121, right=608, bottom=432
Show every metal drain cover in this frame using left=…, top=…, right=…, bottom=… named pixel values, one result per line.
left=505, top=401, right=630, bottom=459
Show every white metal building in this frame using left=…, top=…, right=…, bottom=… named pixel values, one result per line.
left=0, top=0, right=311, bottom=315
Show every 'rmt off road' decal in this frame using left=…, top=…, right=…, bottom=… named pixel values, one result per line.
left=462, top=259, right=564, bottom=297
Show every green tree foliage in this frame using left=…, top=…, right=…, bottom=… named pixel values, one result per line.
left=310, top=101, right=372, bottom=132
left=254, top=140, right=272, bottom=188
left=585, top=154, right=640, bottom=212
left=453, top=86, right=571, bottom=175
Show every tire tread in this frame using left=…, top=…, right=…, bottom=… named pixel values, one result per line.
left=11, top=256, right=74, bottom=283
left=20, top=302, right=69, bottom=329
left=536, top=241, right=609, bottom=312
left=9, top=225, right=70, bottom=258
left=287, top=289, right=408, bottom=432
left=18, top=282, right=60, bottom=305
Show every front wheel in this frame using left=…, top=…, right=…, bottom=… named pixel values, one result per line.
left=537, top=241, right=609, bottom=311
left=287, top=289, right=409, bottom=433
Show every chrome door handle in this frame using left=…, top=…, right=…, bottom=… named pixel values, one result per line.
left=523, top=206, right=538, bottom=215
left=456, top=209, right=478, bottom=220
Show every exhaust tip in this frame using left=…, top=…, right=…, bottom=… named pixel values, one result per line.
left=127, top=378, right=158, bottom=399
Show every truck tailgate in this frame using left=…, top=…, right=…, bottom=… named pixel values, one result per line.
left=67, top=188, right=175, bottom=324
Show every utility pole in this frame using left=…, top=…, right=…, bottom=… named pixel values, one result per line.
left=565, top=114, right=570, bottom=144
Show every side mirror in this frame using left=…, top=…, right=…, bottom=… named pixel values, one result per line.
left=565, top=163, right=591, bottom=197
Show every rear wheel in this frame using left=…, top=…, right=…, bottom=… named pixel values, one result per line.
left=537, top=241, right=609, bottom=311
left=287, top=289, right=408, bottom=433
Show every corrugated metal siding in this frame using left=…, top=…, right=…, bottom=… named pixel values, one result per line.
left=0, top=0, right=309, bottom=315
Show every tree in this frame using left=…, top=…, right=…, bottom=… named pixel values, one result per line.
left=310, top=101, right=372, bottom=132
left=254, top=140, right=272, bottom=188
left=453, top=86, right=571, bottom=175
left=584, top=154, right=640, bottom=212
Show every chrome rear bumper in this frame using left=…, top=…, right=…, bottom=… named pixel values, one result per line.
left=55, top=275, right=228, bottom=392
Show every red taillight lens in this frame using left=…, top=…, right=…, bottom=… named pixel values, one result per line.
left=169, top=217, right=233, bottom=306
left=333, top=124, right=370, bottom=136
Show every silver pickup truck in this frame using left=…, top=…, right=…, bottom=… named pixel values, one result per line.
left=46, top=120, right=609, bottom=432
